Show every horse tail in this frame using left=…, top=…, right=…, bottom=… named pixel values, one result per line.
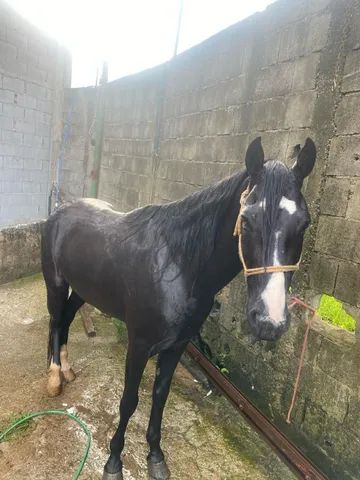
left=47, top=319, right=53, bottom=367
left=41, top=214, right=68, bottom=368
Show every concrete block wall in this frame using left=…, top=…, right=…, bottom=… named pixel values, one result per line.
left=310, top=7, right=360, bottom=321
left=60, top=87, right=96, bottom=200
left=202, top=298, right=360, bottom=480
left=61, top=68, right=175, bottom=210
left=0, top=0, right=71, bottom=227
left=155, top=1, right=328, bottom=204
left=0, top=221, right=42, bottom=284
left=99, top=69, right=162, bottom=211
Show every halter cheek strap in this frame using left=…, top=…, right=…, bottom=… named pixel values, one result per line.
left=233, top=186, right=301, bottom=277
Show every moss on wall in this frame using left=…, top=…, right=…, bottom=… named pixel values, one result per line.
left=317, top=294, right=356, bottom=332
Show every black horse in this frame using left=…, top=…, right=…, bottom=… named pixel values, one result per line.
left=41, top=137, right=316, bottom=480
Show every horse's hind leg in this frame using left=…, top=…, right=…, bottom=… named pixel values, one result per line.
left=46, top=282, right=69, bottom=397
left=146, top=342, right=187, bottom=480
left=59, top=291, right=84, bottom=382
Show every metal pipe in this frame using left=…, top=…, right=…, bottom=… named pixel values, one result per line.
left=89, top=63, right=107, bottom=198
left=186, top=342, right=328, bottom=480
left=173, top=0, right=184, bottom=57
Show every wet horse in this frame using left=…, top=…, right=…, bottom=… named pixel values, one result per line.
left=41, top=137, right=316, bottom=480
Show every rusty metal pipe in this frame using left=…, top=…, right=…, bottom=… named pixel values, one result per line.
left=186, top=342, right=328, bottom=480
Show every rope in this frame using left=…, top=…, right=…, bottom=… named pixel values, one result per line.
left=0, top=409, right=92, bottom=480
left=233, top=188, right=314, bottom=422
left=233, top=186, right=301, bottom=277
left=286, top=297, right=316, bottom=424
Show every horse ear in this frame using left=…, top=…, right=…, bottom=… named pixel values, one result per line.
left=292, top=138, right=316, bottom=182
left=245, top=137, right=264, bottom=177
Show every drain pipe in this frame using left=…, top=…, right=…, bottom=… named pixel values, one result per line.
left=89, top=62, right=107, bottom=198
left=173, top=0, right=184, bottom=57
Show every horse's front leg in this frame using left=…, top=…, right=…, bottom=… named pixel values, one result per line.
left=146, top=341, right=188, bottom=480
left=103, top=342, right=149, bottom=480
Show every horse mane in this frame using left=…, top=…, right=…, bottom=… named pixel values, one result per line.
left=124, top=160, right=292, bottom=273
left=125, top=171, right=248, bottom=272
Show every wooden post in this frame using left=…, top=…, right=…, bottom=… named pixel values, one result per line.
left=79, top=304, right=96, bottom=337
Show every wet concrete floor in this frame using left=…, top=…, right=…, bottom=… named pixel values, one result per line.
left=0, top=275, right=297, bottom=480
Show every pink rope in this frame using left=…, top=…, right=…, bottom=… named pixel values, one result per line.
left=286, top=296, right=316, bottom=424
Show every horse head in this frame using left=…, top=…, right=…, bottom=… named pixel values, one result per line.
left=238, top=137, right=316, bottom=341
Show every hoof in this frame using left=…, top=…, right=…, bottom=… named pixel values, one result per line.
left=62, top=368, right=76, bottom=383
left=47, top=362, right=62, bottom=397
left=148, top=459, right=170, bottom=480
left=47, top=382, right=62, bottom=397
left=102, top=470, right=123, bottom=480
left=47, top=375, right=62, bottom=397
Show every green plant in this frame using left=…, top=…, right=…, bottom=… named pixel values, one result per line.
left=215, top=353, right=230, bottom=376
left=317, top=294, right=356, bottom=332
left=112, top=317, right=127, bottom=339
left=0, top=414, right=33, bottom=441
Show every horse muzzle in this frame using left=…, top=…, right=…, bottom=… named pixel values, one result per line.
left=248, top=307, right=289, bottom=341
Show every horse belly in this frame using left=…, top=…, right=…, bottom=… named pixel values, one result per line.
left=56, top=226, right=125, bottom=317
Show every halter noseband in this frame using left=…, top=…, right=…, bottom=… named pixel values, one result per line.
left=233, top=185, right=301, bottom=277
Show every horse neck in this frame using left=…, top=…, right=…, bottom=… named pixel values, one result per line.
left=194, top=175, right=247, bottom=295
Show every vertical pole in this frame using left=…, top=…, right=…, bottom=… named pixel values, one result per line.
left=173, top=0, right=184, bottom=58
left=89, top=62, right=108, bottom=198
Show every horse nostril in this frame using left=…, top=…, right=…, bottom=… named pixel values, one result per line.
left=250, top=308, right=261, bottom=322
left=258, top=320, right=280, bottom=341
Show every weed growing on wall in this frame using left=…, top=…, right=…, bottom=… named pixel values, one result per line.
left=317, top=294, right=356, bottom=332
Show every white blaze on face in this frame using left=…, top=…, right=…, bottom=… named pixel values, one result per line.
left=261, top=231, right=286, bottom=325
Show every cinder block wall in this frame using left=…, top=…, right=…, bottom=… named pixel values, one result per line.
left=0, top=0, right=71, bottom=227
left=100, top=70, right=162, bottom=209
left=60, top=0, right=360, bottom=477
left=60, top=87, right=96, bottom=200
left=310, top=7, right=360, bottom=321
left=0, top=221, right=42, bottom=284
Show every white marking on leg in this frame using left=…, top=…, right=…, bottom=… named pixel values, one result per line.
left=261, top=231, right=286, bottom=325
left=49, top=359, right=61, bottom=373
left=47, top=359, right=62, bottom=396
left=60, top=345, right=76, bottom=382
left=60, top=345, right=71, bottom=372
left=279, top=196, right=297, bottom=215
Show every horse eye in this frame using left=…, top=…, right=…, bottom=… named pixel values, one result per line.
left=247, top=195, right=257, bottom=206
left=241, top=216, right=251, bottom=231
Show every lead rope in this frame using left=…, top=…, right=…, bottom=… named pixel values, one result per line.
left=286, top=297, right=316, bottom=424
left=233, top=188, right=311, bottom=423
left=233, top=185, right=250, bottom=272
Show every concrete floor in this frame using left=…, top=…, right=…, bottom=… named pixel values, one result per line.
left=0, top=275, right=297, bottom=480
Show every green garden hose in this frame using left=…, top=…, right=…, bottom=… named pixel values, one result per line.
left=0, top=409, right=92, bottom=480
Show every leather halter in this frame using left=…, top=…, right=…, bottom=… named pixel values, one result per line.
left=233, top=185, right=301, bottom=277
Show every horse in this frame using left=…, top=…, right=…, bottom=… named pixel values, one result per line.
left=41, top=136, right=316, bottom=480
